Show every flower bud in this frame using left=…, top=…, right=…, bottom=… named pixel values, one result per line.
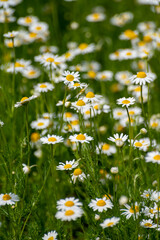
left=110, top=167, right=119, bottom=174
left=119, top=195, right=128, bottom=205
left=140, top=128, right=147, bottom=134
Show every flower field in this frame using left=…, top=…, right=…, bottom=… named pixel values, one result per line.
left=0, top=0, right=160, bottom=239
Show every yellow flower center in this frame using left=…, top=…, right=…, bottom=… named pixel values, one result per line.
left=88, top=71, right=96, bottom=78
left=79, top=43, right=88, bottom=50
left=65, top=210, right=74, bottom=216
left=94, top=105, right=99, bottom=110
left=117, top=112, right=122, bottom=116
left=37, top=122, right=44, bottom=126
left=25, top=17, right=32, bottom=23
left=107, top=222, right=114, bottom=227
left=46, top=57, right=54, bottom=62
left=143, top=35, right=152, bottom=43
left=73, top=168, right=82, bottom=176
left=134, top=86, right=141, bottom=92
left=31, top=132, right=40, bottom=142
left=65, top=112, right=72, bottom=118
left=102, top=144, right=110, bottom=151
left=2, top=194, right=11, bottom=201
left=86, top=92, right=95, bottom=98
left=15, top=62, right=25, bottom=68
left=151, top=122, right=158, bottom=128
left=76, top=100, right=85, bottom=106
left=92, top=13, right=100, bottom=20
left=7, top=42, right=14, bottom=48
left=129, top=111, right=135, bottom=115
left=65, top=201, right=74, bottom=207
left=66, top=74, right=74, bottom=82
left=144, top=223, right=152, bottom=227
left=124, top=29, right=137, bottom=39
left=28, top=70, right=36, bottom=76
left=65, top=52, right=71, bottom=58
left=153, top=155, right=160, bottom=161
left=48, top=237, right=54, bottom=240
left=48, top=137, right=57, bottom=142
left=96, top=200, right=106, bottom=206
left=122, top=100, right=130, bottom=104
left=29, top=32, right=37, bottom=38
left=71, top=120, right=79, bottom=126
left=20, top=97, right=29, bottom=102
left=73, top=83, right=80, bottom=87
left=137, top=72, right=146, bottom=78
left=134, top=142, right=142, bottom=147
left=76, top=134, right=86, bottom=140
left=126, top=52, right=132, bottom=56
left=36, top=26, right=42, bottom=30
left=129, top=206, right=139, bottom=213
left=85, top=110, right=90, bottom=115
left=64, top=164, right=72, bottom=169
left=40, top=84, right=47, bottom=88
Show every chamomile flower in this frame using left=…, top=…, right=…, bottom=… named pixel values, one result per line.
left=71, top=168, right=86, bottom=183
left=115, top=71, right=132, bottom=85
left=117, top=97, right=136, bottom=107
left=29, top=22, right=48, bottom=34
left=22, top=67, right=41, bottom=79
left=132, top=138, right=150, bottom=151
left=83, top=91, right=102, bottom=103
left=113, top=108, right=127, bottom=119
left=121, top=202, right=140, bottom=219
left=150, top=118, right=160, bottom=130
left=119, top=29, right=138, bottom=40
left=86, top=12, right=106, bottom=22
left=40, top=53, right=61, bottom=69
left=71, top=99, right=87, bottom=111
left=140, top=219, right=156, bottom=228
left=0, top=193, right=19, bottom=206
left=3, top=31, right=18, bottom=38
left=108, top=133, right=128, bottom=144
left=42, top=231, right=58, bottom=240
left=130, top=72, right=156, bottom=85
left=40, top=134, right=64, bottom=145
left=31, top=118, right=50, bottom=130
left=69, top=133, right=93, bottom=144
left=56, top=159, right=79, bottom=171
left=89, top=197, right=113, bottom=212
left=77, top=43, right=95, bottom=54
left=96, top=71, right=113, bottom=81
left=17, top=16, right=38, bottom=26
left=55, top=207, right=83, bottom=221
left=34, top=82, right=54, bottom=93
left=61, top=71, right=80, bottom=85
left=68, top=82, right=88, bottom=90
left=22, top=163, right=36, bottom=174
left=100, top=217, right=120, bottom=228
left=119, top=49, right=138, bottom=60
left=7, top=59, right=31, bottom=73
left=56, top=197, right=82, bottom=210
left=141, top=189, right=154, bottom=199
left=96, top=143, right=116, bottom=156
left=145, top=151, right=160, bottom=164
left=14, top=95, right=37, bottom=108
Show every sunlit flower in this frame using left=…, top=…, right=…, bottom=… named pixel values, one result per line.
left=89, top=197, right=113, bottom=212
left=69, top=133, right=93, bottom=143
left=56, top=197, right=82, bottom=210
left=61, top=70, right=80, bottom=85
left=0, top=193, right=19, bottom=206
left=96, top=143, right=116, bottom=156
left=40, top=134, right=64, bottom=145
left=22, top=163, right=36, bottom=174
left=14, top=95, right=37, bottom=108
left=42, top=231, right=58, bottom=240
left=55, top=207, right=83, bottom=221
left=117, top=97, right=136, bottom=107
left=31, top=118, right=50, bottom=130
left=71, top=168, right=86, bottom=183
left=141, top=189, right=154, bottom=199
left=130, top=72, right=156, bottom=85
left=145, top=151, right=160, bottom=164
left=121, top=202, right=140, bottom=219
left=108, top=133, right=128, bottom=144
left=100, top=217, right=120, bottom=228
left=86, top=12, right=106, bottom=22
left=56, top=159, right=79, bottom=171
left=22, top=66, right=41, bottom=79
left=3, top=31, right=18, bottom=38
left=17, top=16, right=38, bottom=26
left=140, top=219, right=156, bottom=228
left=34, top=82, right=54, bottom=93
left=76, top=43, right=95, bottom=54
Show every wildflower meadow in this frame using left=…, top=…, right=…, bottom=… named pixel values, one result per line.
left=0, top=0, right=160, bottom=239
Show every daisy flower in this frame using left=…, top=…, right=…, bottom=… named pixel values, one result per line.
left=96, top=143, right=116, bottom=156
left=115, top=71, right=132, bottom=85
left=96, top=71, right=113, bottom=81
left=29, top=22, right=48, bottom=34
left=68, top=82, right=88, bottom=90
left=3, top=31, right=18, bottom=38
left=71, top=99, right=87, bottom=111
left=71, top=168, right=86, bottom=184
left=76, top=43, right=95, bottom=54
left=100, top=217, right=120, bottom=228
left=121, top=202, right=140, bottom=219
left=83, top=91, right=102, bottom=103
left=141, top=189, right=154, bottom=199
left=86, top=12, right=106, bottom=22
left=0, top=193, right=19, bottom=206
left=14, top=95, right=37, bottom=108
left=69, top=133, right=93, bottom=144
left=22, top=163, right=36, bottom=174
left=117, top=97, right=136, bottom=107
left=89, top=197, right=113, bottom=212
left=55, top=207, right=83, bottom=221
left=145, top=151, right=160, bottom=164
left=22, top=67, right=41, bottom=79
left=17, top=16, right=38, bottom=26
left=140, top=219, right=156, bottom=228
left=7, top=59, right=31, bottom=73
left=56, top=159, right=79, bottom=171
left=40, top=53, right=61, bottom=69
left=61, top=70, right=80, bottom=85
left=34, top=82, right=54, bottom=93
left=42, top=231, right=58, bottom=240
left=151, top=191, right=160, bottom=202
left=56, top=197, right=82, bottom=210
left=130, top=72, right=156, bottom=85
left=40, top=134, right=64, bottom=145
left=108, top=133, right=128, bottom=144
left=132, top=138, right=150, bottom=151
left=113, top=108, right=127, bottom=119
left=119, top=29, right=138, bottom=40
left=119, top=49, right=138, bottom=60
left=30, top=118, right=50, bottom=130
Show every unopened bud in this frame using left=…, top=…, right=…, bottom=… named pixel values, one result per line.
left=110, top=167, right=119, bottom=174
left=95, top=214, right=100, bottom=220
left=119, top=195, right=128, bottom=205
left=140, top=128, right=147, bottom=135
